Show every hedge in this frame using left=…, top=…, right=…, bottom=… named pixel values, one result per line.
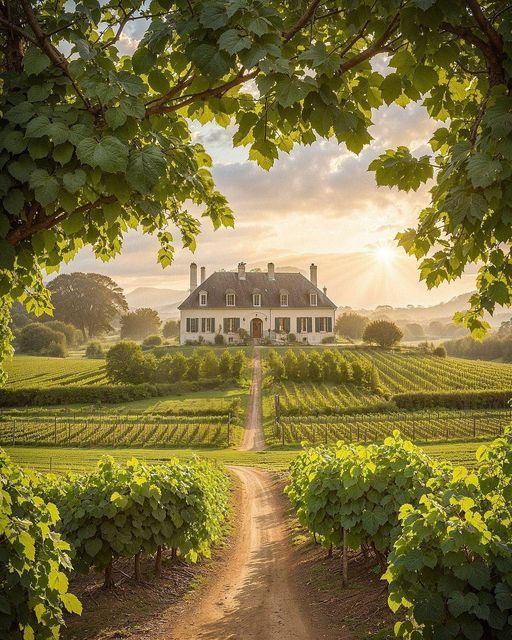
left=0, top=380, right=226, bottom=407
left=393, top=389, right=512, bottom=410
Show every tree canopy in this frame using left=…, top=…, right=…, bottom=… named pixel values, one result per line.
left=335, top=312, right=369, bottom=339
left=120, top=307, right=161, bottom=340
left=363, top=319, right=403, bottom=347
left=1, top=0, right=511, bottom=378
left=48, top=272, right=128, bottom=339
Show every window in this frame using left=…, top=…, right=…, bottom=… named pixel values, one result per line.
left=296, top=317, right=312, bottom=333
left=253, top=293, right=261, bottom=307
left=280, top=292, right=288, bottom=307
left=223, top=317, right=240, bottom=333
left=201, top=317, right=215, bottom=333
left=315, top=317, right=333, bottom=332
left=186, top=318, right=199, bottom=333
left=275, top=317, right=290, bottom=333
left=310, top=293, right=318, bottom=306
left=199, top=291, right=207, bottom=306
left=226, top=291, right=235, bottom=306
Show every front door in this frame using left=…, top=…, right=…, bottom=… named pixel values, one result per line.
left=251, top=318, right=263, bottom=339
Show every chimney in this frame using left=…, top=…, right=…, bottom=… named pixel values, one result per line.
left=190, top=262, right=197, bottom=291
left=323, top=286, right=327, bottom=295
left=238, top=262, right=246, bottom=280
left=267, top=262, right=275, bottom=281
left=310, top=263, right=317, bottom=287
left=200, top=266, right=206, bottom=284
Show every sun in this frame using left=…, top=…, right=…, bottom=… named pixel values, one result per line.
left=374, top=245, right=397, bottom=264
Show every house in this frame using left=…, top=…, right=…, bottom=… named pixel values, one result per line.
left=178, top=262, right=337, bottom=344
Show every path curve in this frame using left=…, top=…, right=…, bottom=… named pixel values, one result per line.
left=169, top=467, right=316, bottom=640
left=239, top=349, right=265, bottom=451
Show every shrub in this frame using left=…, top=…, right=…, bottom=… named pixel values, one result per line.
left=170, top=352, right=188, bottom=382
left=142, top=334, right=162, bottom=348
left=433, top=345, right=447, bottom=357
left=85, top=341, right=104, bottom=358
left=386, top=435, right=512, bottom=640
left=0, top=452, right=81, bottom=638
left=16, top=322, right=67, bottom=357
left=287, top=333, right=297, bottom=343
left=219, top=350, right=233, bottom=379
left=321, top=335, right=336, bottom=344
left=120, top=308, right=161, bottom=340
left=335, top=312, right=368, bottom=339
left=162, top=319, right=179, bottom=339
left=45, top=320, right=79, bottom=347
left=106, top=341, right=147, bottom=384
left=267, top=349, right=285, bottom=381
left=393, top=389, right=512, bottom=410
left=231, top=349, right=246, bottom=380
left=363, top=320, right=403, bottom=348
left=200, top=350, right=219, bottom=378
left=214, top=333, right=225, bottom=345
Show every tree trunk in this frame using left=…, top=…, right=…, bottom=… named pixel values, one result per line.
left=134, top=552, right=142, bottom=581
left=171, top=547, right=177, bottom=560
left=154, top=545, right=163, bottom=577
left=342, top=529, right=348, bottom=587
left=327, top=542, right=333, bottom=559
left=103, top=560, right=115, bottom=589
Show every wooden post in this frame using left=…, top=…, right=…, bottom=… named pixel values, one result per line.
left=342, top=528, right=348, bottom=587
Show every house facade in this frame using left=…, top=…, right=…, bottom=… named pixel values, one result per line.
left=178, top=262, right=337, bottom=345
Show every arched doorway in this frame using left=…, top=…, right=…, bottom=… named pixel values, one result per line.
left=250, top=318, right=263, bottom=339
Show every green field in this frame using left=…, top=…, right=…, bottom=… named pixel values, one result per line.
left=3, top=440, right=486, bottom=474
left=4, top=355, right=107, bottom=388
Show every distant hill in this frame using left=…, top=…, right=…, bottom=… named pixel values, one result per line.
left=125, top=287, right=186, bottom=315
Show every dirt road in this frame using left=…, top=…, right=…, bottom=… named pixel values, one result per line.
left=239, top=349, right=265, bottom=451
left=169, top=467, right=318, bottom=640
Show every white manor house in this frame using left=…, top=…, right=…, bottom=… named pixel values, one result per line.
left=178, top=262, right=337, bottom=345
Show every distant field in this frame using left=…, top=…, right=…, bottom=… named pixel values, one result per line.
left=4, top=355, right=107, bottom=388
left=3, top=440, right=487, bottom=474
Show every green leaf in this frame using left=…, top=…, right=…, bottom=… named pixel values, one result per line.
left=126, top=145, right=167, bottom=194
left=413, top=591, right=445, bottom=625
left=53, top=143, right=74, bottom=165
left=76, top=136, right=129, bottom=173
left=3, top=189, right=24, bottom=215
left=412, top=65, right=438, bottom=93
left=380, top=73, right=402, bottom=105
left=105, top=108, right=127, bottom=130
left=248, top=16, right=269, bottom=36
left=467, top=154, right=501, bottom=189
left=0, top=238, right=15, bottom=268
left=117, top=71, right=145, bottom=96
left=191, top=44, right=231, bottom=79
left=132, top=47, right=156, bottom=74
left=218, top=29, right=252, bottom=55
left=61, top=593, right=82, bottom=615
left=148, top=70, right=169, bottom=93
left=23, top=47, right=51, bottom=76
left=84, top=538, right=102, bottom=558
left=28, top=169, right=59, bottom=206
left=6, top=102, right=36, bottom=125
left=63, top=170, right=87, bottom=194
left=25, top=116, right=51, bottom=138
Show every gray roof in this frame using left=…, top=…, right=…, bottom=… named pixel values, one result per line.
left=178, top=271, right=336, bottom=310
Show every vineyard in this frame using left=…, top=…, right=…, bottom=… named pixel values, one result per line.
left=275, top=409, right=511, bottom=445
left=4, top=355, right=107, bottom=388
left=0, top=451, right=229, bottom=639
left=0, top=413, right=236, bottom=448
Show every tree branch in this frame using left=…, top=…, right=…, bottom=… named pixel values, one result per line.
left=0, top=15, right=37, bottom=44
left=283, top=0, right=324, bottom=41
left=465, top=0, right=503, bottom=52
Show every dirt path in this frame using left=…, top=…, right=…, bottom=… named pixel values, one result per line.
left=169, top=467, right=322, bottom=640
left=239, top=348, right=265, bottom=451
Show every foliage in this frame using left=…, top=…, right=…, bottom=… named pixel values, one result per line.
left=402, top=323, right=424, bottom=340
left=120, top=308, right=161, bottom=341
left=142, top=334, right=162, bottom=349
left=433, top=345, right=447, bottom=358
left=0, top=450, right=81, bottom=640
left=393, top=389, right=512, bottom=410
left=162, top=320, right=179, bottom=339
left=44, top=320, right=80, bottom=347
left=231, top=349, right=246, bottom=380
left=85, top=341, right=104, bottom=359
left=105, top=341, right=149, bottom=384
left=336, top=312, right=369, bottom=340
left=16, top=322, right=67, bottom=357
left=444, top=333, right=512, bottom=362
left=48, top=274, right=127, bottom=340
left=214, top=334, right=225, bottom=346
left=200, top=350, right=220, bottom=378
left=218, top=349, right=233, bottom=379
left=286, top=432, right=440, bottom=557
left=385, top=434, right=512, bottom=640
left=39, top=456, right=229, bottom=585
left=363, top=320, right=403, bottom=348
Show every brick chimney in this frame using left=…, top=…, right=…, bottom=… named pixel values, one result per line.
left=190, top=262, right=197, bottom=292
left=267, top=262, right=275, bottom=281
left=310, top=263, right=317, bottom=287
left=238, top=262, right=246, bottom=280
left=200, top=266, right=206, bottom=284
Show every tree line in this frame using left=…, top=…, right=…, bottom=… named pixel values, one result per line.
left=106, top=342, right=247, bottom=386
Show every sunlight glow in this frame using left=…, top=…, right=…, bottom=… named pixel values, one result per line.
left=374, top=245, right=397, bottom=265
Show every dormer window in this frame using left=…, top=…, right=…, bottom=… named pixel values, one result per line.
left=226, top=290, right=235, bottom=307
left=253, top=293, right=261, bottom=307
left=199, top=291, right=208, bottom=306
left=310, top=293, right=318, bottom=306
left=280, top=290, right=288, bottom=307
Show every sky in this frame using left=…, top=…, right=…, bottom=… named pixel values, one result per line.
left=58, top=28, right=477, bottom=310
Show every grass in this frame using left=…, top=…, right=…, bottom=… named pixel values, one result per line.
left=4, top=439, right=487, bottom=474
